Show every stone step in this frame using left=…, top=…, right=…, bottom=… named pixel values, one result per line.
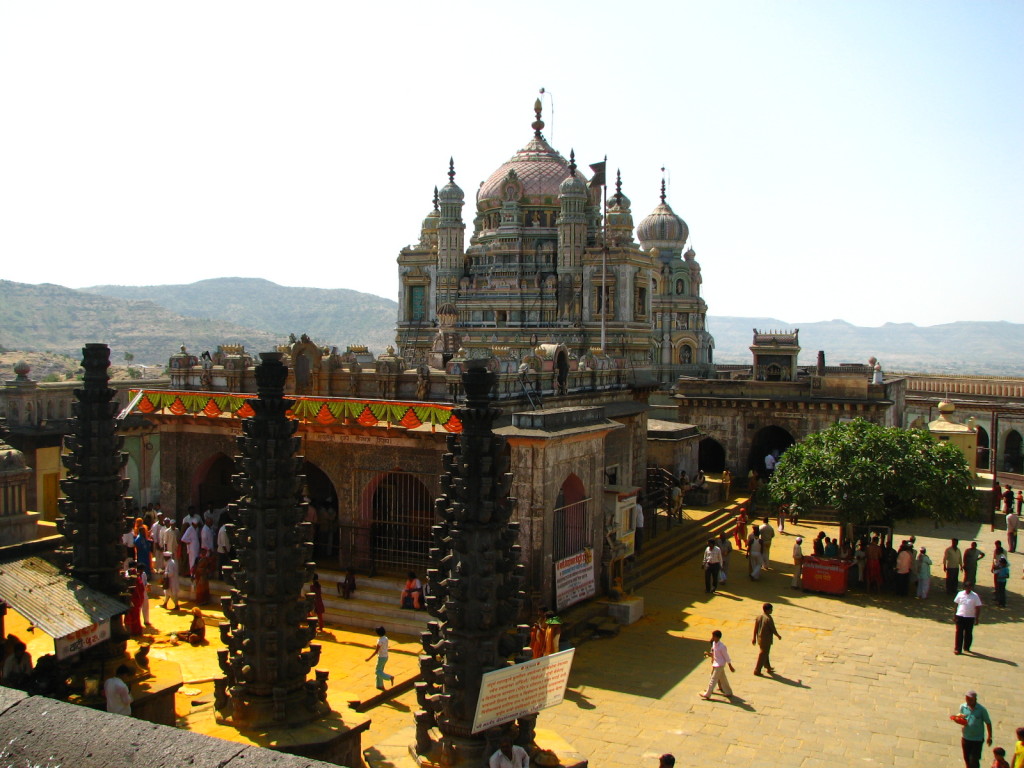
left=625, top=507, right=737, bottom=592
left=197, top=571, right=433, bottom=639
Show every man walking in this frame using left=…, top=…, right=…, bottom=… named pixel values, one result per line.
left=944, top=539, right=963, bottom=595
left=759, top=517, right=775, bottom=567
left=752, top=603, right=782, bottom=675
left=699, top=630, right=735, bottom=700
left=702, top=538, right=723, bottom=594
left=952, top=690, right=992, bottom=768
left=953, top=582, right=983, bottom=654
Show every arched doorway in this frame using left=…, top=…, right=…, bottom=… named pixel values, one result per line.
left=554, top=474, right=589, bottom=561
left=748, top=426, right=795, bottom=478
left=360, top=470, right=434, bottom=574
left=193, top=453, right=237, bottom=513
left=698, top=437, right=726, bottom=473
left=976, top=426, right=990, bottom=470
left=302, top=462, right=339, bottom=560
left=1004, top=430, right=1023, bottom=474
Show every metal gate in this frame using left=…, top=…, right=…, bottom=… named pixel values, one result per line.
left=354, top=468, right=439, bottom=575
left=553, top=497, right=593, bottom=561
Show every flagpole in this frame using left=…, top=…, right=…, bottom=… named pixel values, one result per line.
left=600, top=155, right=607, bottom=353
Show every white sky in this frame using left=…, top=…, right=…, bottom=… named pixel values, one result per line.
left=1, top=1, right=1021, bottom=327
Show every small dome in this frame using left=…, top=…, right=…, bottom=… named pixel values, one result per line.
left=559, top=170, right=587, bottom=198
left=421, top=188, right=440, bottom=230
left=438, top=159, right=464, bottom=203
left=13, top=360, right=31, bottom=380
left=637, top=200, right=688, bottom=248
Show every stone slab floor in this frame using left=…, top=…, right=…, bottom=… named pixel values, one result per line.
left=6, top=516, right=1020, bottom=768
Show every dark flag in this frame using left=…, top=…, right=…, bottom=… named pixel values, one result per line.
left=589, top=160, right=606, bottom=189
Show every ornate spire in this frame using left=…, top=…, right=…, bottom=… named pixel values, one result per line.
left=615, top=169, right=623, bottom=205
left=532, top=98, right=544, bottom=138
left=660, top=167, right=666, bottom=203
left=448, top=157, right=456, bottom=184
left=433, top=186, right=439, bottom=210
left=569, top=149, right=576, bottom=175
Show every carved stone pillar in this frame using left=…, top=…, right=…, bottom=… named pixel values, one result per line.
left=215, top=352, right=329, bottom=729
left=414, top=362, right=531, bottom=766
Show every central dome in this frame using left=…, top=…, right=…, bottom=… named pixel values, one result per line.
left=478, top=135, right=580, bottom=205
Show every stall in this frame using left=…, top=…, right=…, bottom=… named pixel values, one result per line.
left=800, top=556, right=856, bottom=595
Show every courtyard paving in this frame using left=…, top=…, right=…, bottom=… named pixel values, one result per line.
left=6, top=516, right=1021, bottom=767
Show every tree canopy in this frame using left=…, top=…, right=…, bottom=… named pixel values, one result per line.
left=768, top=418, right=977, bottom=525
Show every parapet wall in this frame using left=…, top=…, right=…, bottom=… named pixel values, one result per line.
left=0, top=686, right=346, bottom=768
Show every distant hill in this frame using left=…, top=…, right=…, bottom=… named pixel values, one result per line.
left=0, top=280, right=282, bottom=366
left=82, top=278, right=397, bottom=357
left=3, top=278, right=1024, bottom=376
left=708, top=316, right=1024, bottom=376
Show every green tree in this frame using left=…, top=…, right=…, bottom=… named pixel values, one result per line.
left=124, top=352, right=134, bottom=364
left=768, top=418, right=977, bottom=526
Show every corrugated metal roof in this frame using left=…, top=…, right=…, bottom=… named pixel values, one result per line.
left=0, top=557, right=127, bottom=639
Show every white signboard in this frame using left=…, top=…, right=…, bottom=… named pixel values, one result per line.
left=55, top=620, right=111, bottom=660
left=471, top=649, right=575, bottom=734
left=554, top=548, right=595, bottom=611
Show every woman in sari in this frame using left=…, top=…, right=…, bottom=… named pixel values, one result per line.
left=126, top=567, right=145, bottom=636
left=193, top=548, right=213, bottom=605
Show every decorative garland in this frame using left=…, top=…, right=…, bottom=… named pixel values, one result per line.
left=131, top=389, right=462, bottom=432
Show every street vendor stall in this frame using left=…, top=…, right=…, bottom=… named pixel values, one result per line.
left=800, top=556, right=857, bottom=595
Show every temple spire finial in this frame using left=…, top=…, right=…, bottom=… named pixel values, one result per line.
left=532, top=98, right=544, bottom=138
left=659, top=167, right=667, bottom=204
left=569, top=149, right=576, bottom=174
left=615, top=169, right=623, bottom=205
left=433, top=186, right=439, bottom=210
left=448, top=158, right=456, bottom=184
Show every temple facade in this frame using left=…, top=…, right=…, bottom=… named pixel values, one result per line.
left=396, top=100, right=714, bottom=385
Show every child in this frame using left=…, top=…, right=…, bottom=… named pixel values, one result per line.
left=991, top=746, right=1009, bottom=768
left=366, top=626, right=394, bottom=690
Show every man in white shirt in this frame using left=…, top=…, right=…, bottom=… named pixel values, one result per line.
left=699, top=630, right=735, bottom=699
left=200, top=514, right=216, bottom=554
left=181, top=520, right=201, bottom=576
left=1007, top=509, right=1019, bottom=553
left=104, top=664, right=133, bottom=716
left=489, top=737, right=529, bottom=768
left=792, top=537, right=804, bottom=589
left=953, top=583, right=983, bottom=655
left=759, top=517, right=776, bottom=567
left=764, top=452, right=776, bottom=478
left=702, top=538, right=723, bottom=593
left=150, top=518, right=165, bottom=574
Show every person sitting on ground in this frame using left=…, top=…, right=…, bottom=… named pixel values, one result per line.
left=339, top=567, right=357, bottom=599
left=175, top=607, right=206, bottom=646
left=401, top=571, right=423, bottom=609
left=693, top=470, right=706, bottom=489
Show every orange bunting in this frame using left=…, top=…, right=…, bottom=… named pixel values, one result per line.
left=168, top=397, right=187, bottom=416
left=399, top=409, right=422, bottom=430
left=202, top=399, right=222, bottom=418
left=237, top=402, right=255, bottom=418
left=315, top=404, right=336, bottom=425
left=357, top=406, right=378, bottom=426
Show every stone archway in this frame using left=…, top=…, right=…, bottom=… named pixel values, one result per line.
left=192, top=452, right=236, bottom=513
left=1004, top=430, right=1023, bottom=474
left=554, top=473, right=588, bottom=561
left=748, top=425, right=795, bottom=478
left=698, top=437, right=726, bottom=473
left=359, top=470, right=435, bottom=574
left=976, top=426, right=990, bottom=470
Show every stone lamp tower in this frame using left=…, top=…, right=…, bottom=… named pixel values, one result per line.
left=56, top=343, right=130, bottom=659
left=414, top=362, right=532, bottom=766
left=215, top=352, right=329, bottom=728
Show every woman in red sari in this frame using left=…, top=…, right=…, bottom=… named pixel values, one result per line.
left=126, top=567, right=145, bottom=636
left=733, top=509, right=749, bottom=551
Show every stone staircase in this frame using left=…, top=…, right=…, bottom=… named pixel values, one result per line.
left=624, top=505, right=737, bottom=593
left=205, top=571, right=432, bottom=639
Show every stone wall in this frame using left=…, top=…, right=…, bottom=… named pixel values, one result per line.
left=0, top=686, right=344, bottom=768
